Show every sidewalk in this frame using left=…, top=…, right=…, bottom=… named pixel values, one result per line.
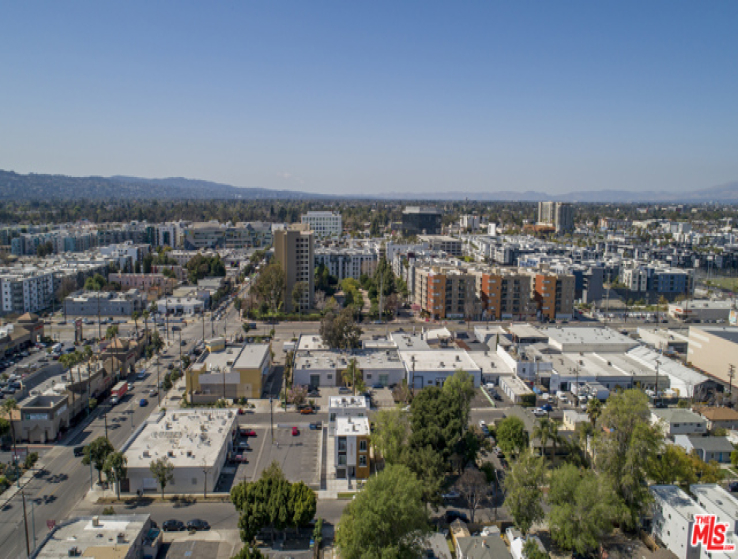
left=0, top=459, right=46, bottom=508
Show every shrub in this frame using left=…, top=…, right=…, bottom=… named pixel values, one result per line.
left=102, top=506, right=116, bottom=515
left=24, top=452, right=39, bottom=469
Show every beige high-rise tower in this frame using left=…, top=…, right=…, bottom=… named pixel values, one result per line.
left=273, top=224, right=314, bottom=313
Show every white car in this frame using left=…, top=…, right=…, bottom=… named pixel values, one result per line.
left=532, top=408, right=547, bottom=417
left=442, top=491, right=460, bottom=500
left=478, top=420, right=486, bottom=429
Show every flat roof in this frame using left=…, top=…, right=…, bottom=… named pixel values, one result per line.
left=389, top=332, right=432, bottom=351
left=329, top=395, right=369, bottom=410
left=508, top=324, right=547, bottom=340
left=200, top=343, right=269, bottom=371
left=627, top=346, right=708, bottom=387
left=335, top=416, right=370, bottom=436
left=467, top=351, right=514, bottom=375
left=33, top=515, right=151, bottom=559
left=125, top=410, right=236, bottom=470
left=294, top=350, right=347, bottom=372
left=650, top=485, right=706, bottom=520
left=693, top=326, right=738, bottom=344
left=500, top=375, right=534, bottom=396
left=399, top=350, right=481, bottom=373
left=297, top=335, right=330, bottom=351
left=541, top=326, right=637, bottom=351
left=690, top=484, right=738, bottom=521
left=353, top=349, right=404, bottom=370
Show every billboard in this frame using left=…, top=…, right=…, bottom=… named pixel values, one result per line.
left=730, top=310, right=737, bottom=326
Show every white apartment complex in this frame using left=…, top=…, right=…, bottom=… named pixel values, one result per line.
left=301, top=211, right=342, bottom=237
left=0, top=269, right=55, bottom=314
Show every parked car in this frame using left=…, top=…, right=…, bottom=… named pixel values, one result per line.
left=532, top=408, right=547, bottom=417
left=162, top=520, right=185, bottom=532
left=478, top=420, right=486, bottom=429
left=187, top=519, right=210, bottom=531
left=73, top=446, right=86, bottom=457
left=444, top=510, right=469, bottom=523
left=372, top=383, right=384, bottom=389
left=149, top=388, right=158, bottom=397
left=237, top=441, right=251, bottom=451
left=729, top=481, right=738, bottom=492
left=292, top=426, right=299, bottom=436
left=442, top=490, right=460, bottom=500
left=541, top=404, right=553, bottom=412
left=338, top=386, right=351, bottom=394
left=299, top=407, right=314, bottom=415
left=240, top=428, right=256, bottom=437
left=309, top=422, right=322, bottom=430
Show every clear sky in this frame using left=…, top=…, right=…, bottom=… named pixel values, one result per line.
left=1, top=1, right=737, bottom=196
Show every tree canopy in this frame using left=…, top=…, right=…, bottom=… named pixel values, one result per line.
left=319, top=308, right=362, bottom=349
left=335, top=464, right=430, bottom=559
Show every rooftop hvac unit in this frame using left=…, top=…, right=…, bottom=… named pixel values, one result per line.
left=116, top=533, right=126, bottom=544
left=143, top=450, right=150, bottom=458
left=168, top=451, right=174, bottom=457
left=187, top=450, right=192, bottom=457
left=92, top=516, right=100, bottom=527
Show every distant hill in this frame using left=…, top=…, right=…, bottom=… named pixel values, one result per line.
left=0, top=170, right=327, bottom=201
left=0, top=169, right=737, bottom=203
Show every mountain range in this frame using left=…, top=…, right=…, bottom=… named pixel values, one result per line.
left=0, top=169, right=737, bottom=203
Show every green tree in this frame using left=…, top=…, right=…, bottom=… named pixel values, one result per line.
left=0, top=399, right=17, bottom=455
left=522, top=539, right=550, bottom=559
left=335, top=464, right=430, bottom=559
left=252, top=262, right=285, bottom=313
left=230, top=546, right=267, bottom=559
left=594, top=389, right=661, bottom=530
left=291, top=281, right=308, bottom=315
left=504, top=449, right=546, bottom=535
left=103, top=451, right=128, bottom=500
left=497, top=416, right=528, bottom=457
left=319, top=308, right=362, bottom=349
left=149, top=456, right=175, bottom=497
left=401, top=444, right=445, bottom=506
left=131, top=311, right=140, bottom=335
left=586, top=398, right=602, bottom=426
left=371, top=408, right=409, bottom=465
left=647, top=444, right=693, bottom=486
left=532, top=417, right=560, bottom=462
left=442, top=369, right=475, bottom=430
left=83, top=436, right=115, bottom=485
left=548, top=467, right=620, bottom=556
left=105, top=325, right=119, bottom=339
left=288, top=481, right=317, bottom=534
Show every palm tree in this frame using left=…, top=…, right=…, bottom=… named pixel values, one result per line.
left=132, top=311, right=140, bottom=336
left=1, top=398, right=19, bottom=457
left=142, top=310, right=150, bottom=341
left=105, top=325, right=119, bottom=340
left=533, top=417, right=560, bottom=463
left=586, top=398, right=602, bottom=427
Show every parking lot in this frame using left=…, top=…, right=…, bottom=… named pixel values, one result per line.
left=223, top=425, right=322, bottom=490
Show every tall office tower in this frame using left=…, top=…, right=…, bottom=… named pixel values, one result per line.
left=274, top=224, right=314, bottom=312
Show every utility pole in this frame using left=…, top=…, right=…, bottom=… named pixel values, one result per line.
left=201, top=312, right=205, bottom=342
left=269, top=396, right=274, bottom=444
left=729, top=364, right=735, bottom=396
left=156, top=355, right=160, bottom=406
left=97, top=291, right=101, bottom=340
left=104, top=409, right=109, bottom=439
left=202, top=459, right=211, bottom=499
left=21, top=489, right=30, bottom=558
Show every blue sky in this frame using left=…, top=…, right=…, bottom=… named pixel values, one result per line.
left=1, top=1, right=737, bottom=196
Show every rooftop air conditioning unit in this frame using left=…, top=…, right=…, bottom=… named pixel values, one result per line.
left=92, top=516, right=100, bottom=527
left=167, top=451, right=174, bottom=457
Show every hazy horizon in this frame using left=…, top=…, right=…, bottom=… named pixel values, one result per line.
left=2, top=2, right=737, bottom=196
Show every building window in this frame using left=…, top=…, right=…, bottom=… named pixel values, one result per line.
left=338, top=455, right=347, bottom=466
left=359, top=455, right=367, bottom=467
left=327, top=374, right=332, bottom=380
left=338, top=438, right=347, bottom=452
left=359, top=440, right=367, bottom=452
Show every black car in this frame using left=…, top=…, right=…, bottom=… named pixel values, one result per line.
left=73, top=446, right=86, bottom=457
left=729, top=481, right=738, bottom=492
left=162, top=519, right=186, bottom=532
left=444, top=510, right=469, bottom=523
left=187, top=519, right=210, bottom=531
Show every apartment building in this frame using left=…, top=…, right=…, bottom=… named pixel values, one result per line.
left=108, top=273, right=177, bottom=292
left=334, top=416, right=371, bottom=481
left=650, top=485, right=705, bottom=559
left=413, top=267, right=478, bottom=320
left=63, top=289, right=146, bottom=317
left=314, top=247, right=377, bottom=280
left=537, top=202, right=574, bottom=234
left=274, top=225, right=314, bottom=312
left=301, top=211, right=342, bottom=237
left=418, top=235, right=463, bottom=257
left=0, top=268, right=55, bottom=314
left=475, top=269, right=535, bottom=320
left=532, top=271, right=575, bottom=321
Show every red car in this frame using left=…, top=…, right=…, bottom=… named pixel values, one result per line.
left=292, top=426, right=299, bottom=436
left=240, top=428, right=256, bottom=437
